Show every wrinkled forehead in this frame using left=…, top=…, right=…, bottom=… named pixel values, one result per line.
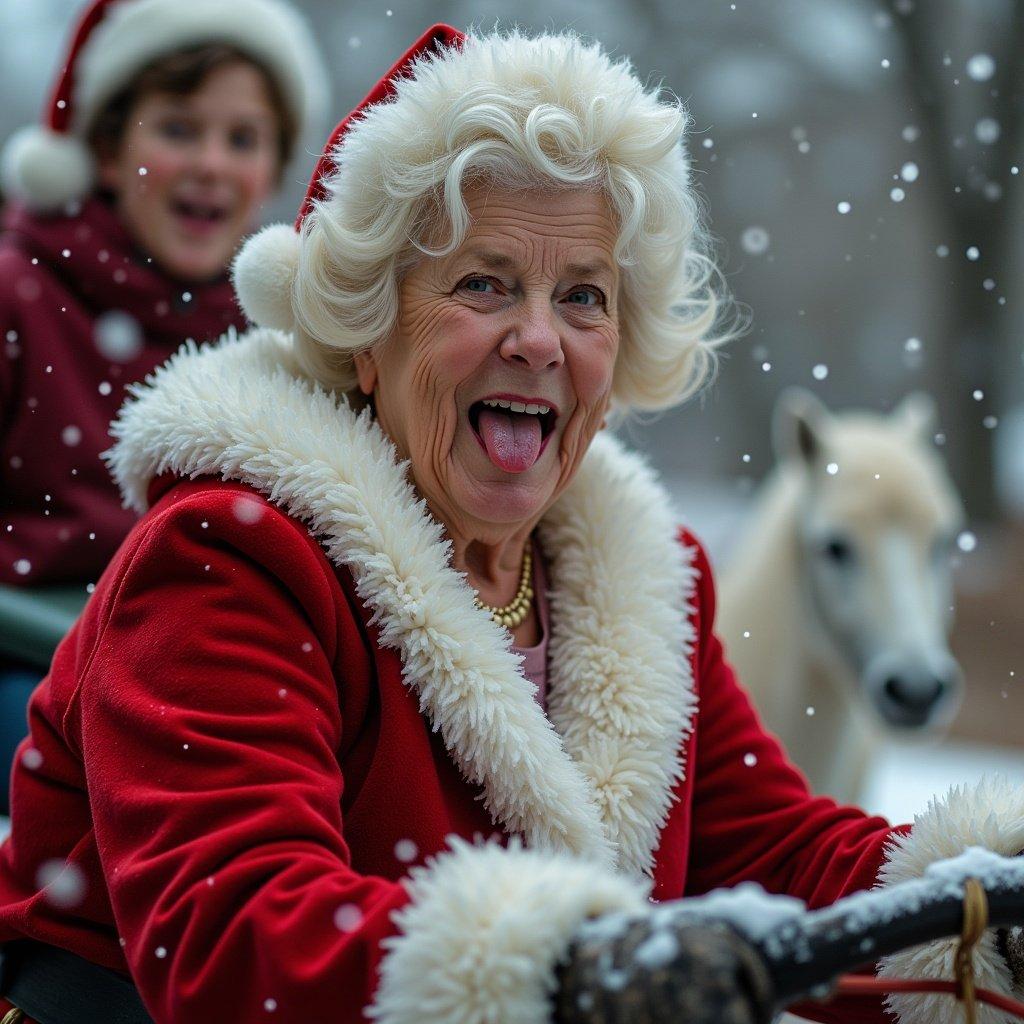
left=440, top=184, right=620, bottom=279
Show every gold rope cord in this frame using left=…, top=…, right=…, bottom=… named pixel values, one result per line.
left=955, top=877, right=989, bottom=1024
left=0, top=1007, right=24, bottom=1024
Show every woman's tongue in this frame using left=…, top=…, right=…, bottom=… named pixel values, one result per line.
left=477, top=407, right=543, bottom=473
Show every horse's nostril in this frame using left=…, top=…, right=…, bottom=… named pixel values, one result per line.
left=883, top=675, right=944, bottom=711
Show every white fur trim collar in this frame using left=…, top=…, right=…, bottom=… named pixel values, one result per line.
left=106, top=328, right=697, bottom=876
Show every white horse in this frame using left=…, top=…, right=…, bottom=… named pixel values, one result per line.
left=717, top=390, right=965, bottom=803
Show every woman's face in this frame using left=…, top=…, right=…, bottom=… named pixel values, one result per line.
left=98, top=61, right=280, bottom=282
left=354, top=185, right=621, bottom=543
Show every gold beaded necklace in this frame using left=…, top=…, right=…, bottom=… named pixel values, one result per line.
left=473, top=544, right=534, bottom=630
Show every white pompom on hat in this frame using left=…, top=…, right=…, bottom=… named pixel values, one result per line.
left=1, top=0, right=328, bottom=213
left=232, top=23, right=465, bottom=332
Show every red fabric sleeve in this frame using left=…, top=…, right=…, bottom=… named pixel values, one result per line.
left=683, top=535, right=908, bottom=1023
left=74, top=488, right=406, bottom=1023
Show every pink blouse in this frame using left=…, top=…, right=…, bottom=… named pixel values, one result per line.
left=511, top=541, right=549, bottom=709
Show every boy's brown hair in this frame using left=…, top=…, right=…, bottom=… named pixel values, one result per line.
left=87, top=43, right=296, bottom=176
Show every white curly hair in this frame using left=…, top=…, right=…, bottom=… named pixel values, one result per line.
left=291, top=29, right=735, bottom=413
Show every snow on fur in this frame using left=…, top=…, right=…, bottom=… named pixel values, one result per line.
left=877, top=776, right=1024, bottom=1024
left=369, top=839, right=648, bottom=1024
left=105, top=328, right=697, bottom=873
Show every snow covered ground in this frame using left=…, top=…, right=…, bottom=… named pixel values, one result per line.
left=858, top=736, right=1024, bottom=823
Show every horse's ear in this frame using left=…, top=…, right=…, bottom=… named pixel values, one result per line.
left=773, top=388, right=831, bottom=466
left=893, top=392, right=938, bottom=444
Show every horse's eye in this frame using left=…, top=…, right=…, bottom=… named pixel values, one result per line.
left=823, top=538, right=854, bottom=565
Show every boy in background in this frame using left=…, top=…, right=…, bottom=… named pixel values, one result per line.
left=0, top=0, right=327, bottom=807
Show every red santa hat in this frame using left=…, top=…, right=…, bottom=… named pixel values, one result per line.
left=1, top=0, right=328, bottom=213
left=232, top=23, right=464, bottom=333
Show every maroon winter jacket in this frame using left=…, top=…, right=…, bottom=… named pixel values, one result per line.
left=0, top=197, right=243, bottom=586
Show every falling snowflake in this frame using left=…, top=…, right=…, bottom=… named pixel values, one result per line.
left=975, top=118, right=1001, bottom=145
left=334, top=904, right=363, bottom=932
left=973, top=389, right=984, bottom=401
left=957, top=531, right=977, bottom=553
left=61, top=425, right=82, bottom=447
left=740, top=226, right=770, bottom=256
left=13, top=559, right=31, bottom=576
left=966, top=246, right=980, bottom=261
left=36, top=860, right=87, bottom=909
left=394, top=839, right=418, bottom=863
left=900, top=162, right=919, bottom=182
left=902, top=125, right=920, bottom=142
left=826, top=462, right=839, bottom=476
left=983, top=416, right=998, bottom=429
left=232, top=496, right=264, bottom=525
left=904, top=337, right=922, bottom=353
left=743, top=753, right=758, bottom=767
left=890, top=187, right=906, bottom=203
left=836, top=201, right=851, bottom=215
left=94, top=310, right=143, bottom=362
left=264, top=999, right=277, bottom=1012
left=21, top=747, right=43, bottom=770
left=966, top=54, right=996, bottom=81
left=812, top=364, right=829, bottom=380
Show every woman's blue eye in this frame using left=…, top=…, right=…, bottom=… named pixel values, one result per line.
left=567, top=289, right=600, bottom=306
left=464, top=278, right=494, bottom=293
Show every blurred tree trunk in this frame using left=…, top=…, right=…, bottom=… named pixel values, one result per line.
left=890, top=0, right=1024, bottom=520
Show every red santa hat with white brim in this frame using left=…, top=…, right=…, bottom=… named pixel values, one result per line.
left=1, top=0, right=328, bottom=213
left=232, top=23, right=465, bottom=333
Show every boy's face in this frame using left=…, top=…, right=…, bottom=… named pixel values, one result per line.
left=99, top=61, right=281, bottom=283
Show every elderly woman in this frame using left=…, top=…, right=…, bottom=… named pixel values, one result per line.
left=0, top=24, right=1020, bottom=1024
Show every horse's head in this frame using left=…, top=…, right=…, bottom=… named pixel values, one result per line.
left=774, top=389, right=965, bottom=731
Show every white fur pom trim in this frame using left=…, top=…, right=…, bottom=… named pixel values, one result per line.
left=0, top=126, right=95, bottom=212
left=878, top=776, right=1024, bottom=1024
left=369, top=839, right=649, bottom=1024
left=232, top=224, right=299, bottom=329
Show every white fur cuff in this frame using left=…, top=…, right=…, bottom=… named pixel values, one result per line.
left=877, top=776, right=1024, bottom=1024
left=369, top=840, right=649, bottom=1024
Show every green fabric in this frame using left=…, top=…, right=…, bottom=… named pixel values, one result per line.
left=0, top=585, right=88, bottom=668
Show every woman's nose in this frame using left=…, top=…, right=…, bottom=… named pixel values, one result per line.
left=499, top=306, right=565, bottom=369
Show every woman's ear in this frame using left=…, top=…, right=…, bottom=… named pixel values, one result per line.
left=353, top=350, right=379, bottom=396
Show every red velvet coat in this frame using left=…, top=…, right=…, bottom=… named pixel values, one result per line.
left=0, top=198, right=243, bottom=586
left=0, top=330, right=1014, bottom=1024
